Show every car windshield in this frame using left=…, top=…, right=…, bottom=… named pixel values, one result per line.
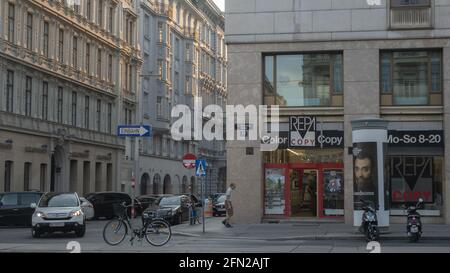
left=159, top=196, right=181, bottom=206
left=39, top=193, right=79, bottom=208
left=217, top=195, right=226, bottom=203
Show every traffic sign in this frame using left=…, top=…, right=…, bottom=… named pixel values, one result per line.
left=195, top=159, right=207, bottom=177
left=183, top=154, right=197, bottom=169
left=117, top=125, right=152, bottom=137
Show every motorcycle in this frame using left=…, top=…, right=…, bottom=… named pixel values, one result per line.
left=404, top=198, right=424, bottom=243
left=359, top=199, right=379, bottom=242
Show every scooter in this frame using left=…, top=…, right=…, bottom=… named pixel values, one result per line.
left=404, top=198, right=424, bottom=243
left=359, top=199, right=379, bottom=242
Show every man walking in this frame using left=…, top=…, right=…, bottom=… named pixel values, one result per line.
left=223, top=183, right=236, bottom=228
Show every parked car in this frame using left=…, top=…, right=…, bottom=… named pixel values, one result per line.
left=0, top=191, right=44, bottom=226
left=79, top=197, right=94, bottom=220
left=85, top=192, right=142, bottom=219
left=209, top=193, right=226, bottom=203
left=212, top=194, right=227, bottom=217
left=31, top=192, right=85, bottom=238
left=143, top=195, right=201, bottom=225
left=136, top=194, right=174, bottom=211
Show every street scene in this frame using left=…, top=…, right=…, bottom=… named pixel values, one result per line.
left=2, top=0, right=450, bottom=262
left=2, top=217, right=450, bottom=253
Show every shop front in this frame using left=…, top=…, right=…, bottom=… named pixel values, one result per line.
left=263, top=116, right=345, bottom=219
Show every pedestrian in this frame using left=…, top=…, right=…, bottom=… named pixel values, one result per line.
left=222, top=183, right=236, bottom=228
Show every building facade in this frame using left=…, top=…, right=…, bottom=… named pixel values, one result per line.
left=226, top=0, right=450, bottom=224
left=137, top=0, right=227, bottom=197
left=0, top=0, right=141, bottom=196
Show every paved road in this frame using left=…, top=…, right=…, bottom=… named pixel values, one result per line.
left=1, top=220, right=450, bottom=253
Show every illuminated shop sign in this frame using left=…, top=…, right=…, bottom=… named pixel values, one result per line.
left=261, top=130, right=344, bottom=149
left=387, top=130, right=443, bottom=147
left=390, top=156, right=434, bottom=203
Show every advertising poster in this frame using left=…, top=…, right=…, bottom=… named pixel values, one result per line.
left=353, top=142, right=378, bottom=210
left=264, top=169, right=286, bottom=215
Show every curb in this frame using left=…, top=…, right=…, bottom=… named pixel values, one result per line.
left=171, top=231, right=450, bottom=241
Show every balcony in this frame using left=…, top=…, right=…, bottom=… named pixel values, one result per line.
left=184, top=28, right=200, bottom=40
left=390, top=6, right=432, bottom=29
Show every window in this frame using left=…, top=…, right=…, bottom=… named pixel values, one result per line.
left=391, top=0, right=430, bottom=7
left=97, top=99, right=101, bottom=131
left=25, top=76, right=32, bottom=117
left=42, top=81, right=48, bottom=120
left=380, top=50, right=442, bottom=105
left=108, top=103, right=112, bottom=133
left=58, top=29, right=64, bottom=62
left=43, top=22, right=49, bottom=57
left=174, top=72, right=179, bottom=93
left=7, top=70, right=14, bottom=113
left=85, top=96, right=90, bottom=129
left=73, top=36, right=78, bottom=69
left=158, top=22, right=163, bottom=43
left=109, top=7, right=114, bottom=33
left=129, top=20, right=134, bottom=45
left=86, top=0, right=92, bottom=20
left=86, top=43, right=90, bottom=74
left=24, top=163, right=31, bottom=191
left=144, top=14, right=150, bottom=37
left=263, top=53, right=343, bottom=107
left=4, top=161, right=13, bottom=192
left=97, top=49, right=102, bottom=78
left=98, top=0, right=103, bottom=26
left=74, top=2, right=80, bottom=14
left=128, top=65, right=133, bottom=92
left=26, top=13, right=33, bottom=50
left=185, top=76, right=191, bottom=94
left=158, top=60, right=163, bottom=80
left=72, top=92, right=77, bottom=126
left=57, top=87, right=63, bottom=123
left=108, top=54, right=113, bottom=82
left=157, top=97, right=162, bottom=118
left=8, top=3, right=14, bottom=43
left=175, top=38, right=180, bottom=60
left=40, top=164, right=47, bottom=191
left=186, top=43, right=191, bottom=61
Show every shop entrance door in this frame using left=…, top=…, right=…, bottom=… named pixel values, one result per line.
left=295, top=169, right=318, bottom=217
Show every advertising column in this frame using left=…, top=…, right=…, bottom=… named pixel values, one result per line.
left=351, top=118, right=389, bottom=227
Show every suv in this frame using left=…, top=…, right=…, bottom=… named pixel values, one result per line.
left=85, top=192, right=141, bottom=219
left=31, top=192, right=85, bottom=238
left=0, top=191, right=44, bottom=226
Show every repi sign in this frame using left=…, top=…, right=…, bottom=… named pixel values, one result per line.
left=117, top=125, right=152, bottom=137
left=289, top=116, right=317, bottom=147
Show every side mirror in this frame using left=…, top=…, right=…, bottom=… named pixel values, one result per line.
left=30, top=203, right=37, bottom=209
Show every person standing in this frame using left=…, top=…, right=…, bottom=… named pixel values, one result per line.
left=222, top=183, right=236, bottom=228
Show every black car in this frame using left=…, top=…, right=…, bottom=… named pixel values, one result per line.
left=136, top=194, right=174, bottom=211
left=143, top=195, right=201, bottom=225
left=0, top=191, right=44, bottom=226
left=85, top=192, right=142, bottom=219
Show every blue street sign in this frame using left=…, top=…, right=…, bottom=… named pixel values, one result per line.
left=117, top=125, right=152, bottom=137
left=195, top=159, right=207, bottom=177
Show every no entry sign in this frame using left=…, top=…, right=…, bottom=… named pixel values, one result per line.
left=182, top=154, right=197, bottom=169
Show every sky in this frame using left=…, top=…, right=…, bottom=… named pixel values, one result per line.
left=213, top=0, right=225, bottom=11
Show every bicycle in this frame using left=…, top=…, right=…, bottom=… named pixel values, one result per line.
left=102, top=201, right=171, bottom=246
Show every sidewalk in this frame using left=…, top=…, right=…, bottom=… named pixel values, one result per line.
left=171, top=217, right=450, bottom=241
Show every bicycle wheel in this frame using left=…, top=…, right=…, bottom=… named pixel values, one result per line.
left=103, top=219, right=128, bottom=246
left=144, top=219, right=171, bottom=246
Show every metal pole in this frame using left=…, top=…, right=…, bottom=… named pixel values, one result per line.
left=202, top=176, right=205, bottom=233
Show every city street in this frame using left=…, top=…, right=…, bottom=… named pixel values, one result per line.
left=1, top=218, right=450, bottom=253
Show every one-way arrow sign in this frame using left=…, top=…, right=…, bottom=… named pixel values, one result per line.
left=117, top=125, right=152, bottom=137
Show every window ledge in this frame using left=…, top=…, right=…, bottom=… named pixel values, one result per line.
left=381, top=106, right=443, bottom=115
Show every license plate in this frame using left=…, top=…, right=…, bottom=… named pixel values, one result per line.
left=411, top=226, right=419, bottom=233
left=50, top=223, right=65, bottom=227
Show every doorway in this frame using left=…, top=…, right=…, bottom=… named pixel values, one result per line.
left=291, top=169, right=318, bottom=217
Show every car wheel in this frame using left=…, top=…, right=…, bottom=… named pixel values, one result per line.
left=32, top=228, right=41, bottom=238
left=75, top=224, right=86, bottom=238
